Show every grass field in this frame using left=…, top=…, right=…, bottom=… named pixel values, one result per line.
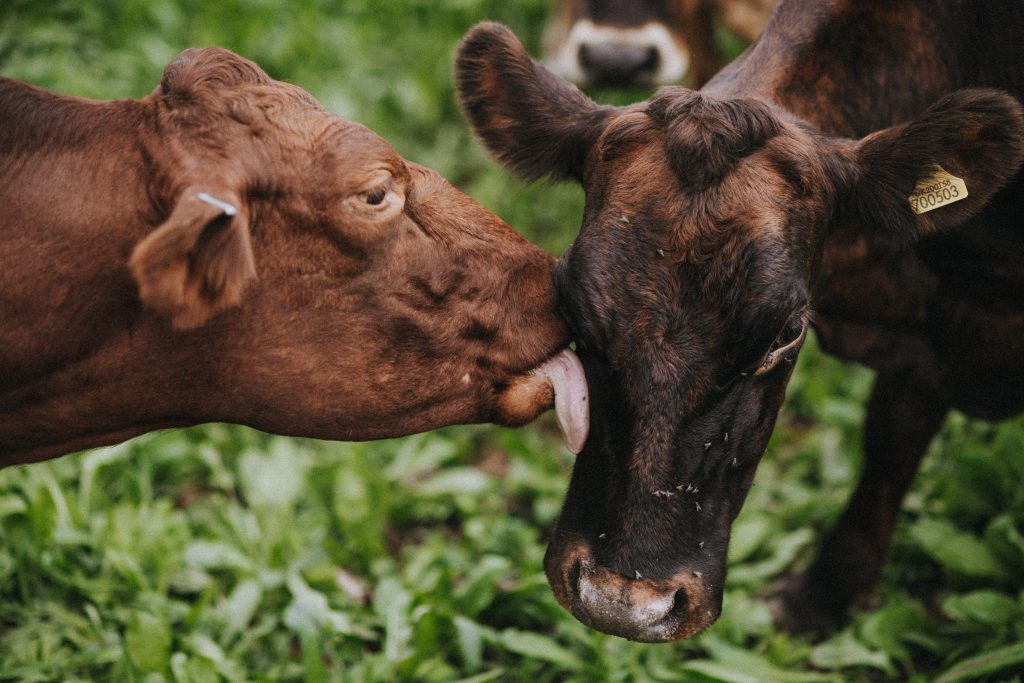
left=2, top=1, right=1023, bottom=681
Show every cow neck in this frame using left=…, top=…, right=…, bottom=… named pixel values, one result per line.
left=0, top=81, right=198, bottom=466
left=702, top=0, right=1024, bottom=138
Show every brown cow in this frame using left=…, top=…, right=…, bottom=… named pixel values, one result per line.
left=0, top=47, right=588, bottom=467
left=457, top=0, right=1024, bottom=641
left=542, top=0, right=776, bottom=88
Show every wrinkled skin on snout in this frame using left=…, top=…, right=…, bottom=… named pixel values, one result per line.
left=0, top=47, right=589, bottom=465
left=456, top=23, right=1024, bottom=641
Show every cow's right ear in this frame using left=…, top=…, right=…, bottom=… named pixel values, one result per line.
left=456, top=22, right=612, bottom=182
left=130, top=189, right=256, bottom=329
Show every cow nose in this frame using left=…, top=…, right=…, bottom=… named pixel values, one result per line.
left=578, top=43, right=660, bottom=87
left=569, top=561, right=718, bottom=642
left=577, top=568, right=681, bottom=638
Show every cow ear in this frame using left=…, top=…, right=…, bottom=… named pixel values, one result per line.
left=130, top=189, right=256, bottom=329
left=849, top=89, right=1024, bottom=243
left=158, top=47, right=271, bottom=98
left=455, top=22, right=612, bottom=182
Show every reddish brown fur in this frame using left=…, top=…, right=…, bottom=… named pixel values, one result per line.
left=0, top=47, right=570, bottom=466
left=457, top=1, right=1024, bottom=642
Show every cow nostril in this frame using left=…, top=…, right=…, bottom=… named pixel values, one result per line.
left=670, top=586, right=689, bottom=619
left=578, top=43, right=662, bottom=86
left=639, top=46, right=660, bottom=74
left=567, top=558, right=584, bottom=595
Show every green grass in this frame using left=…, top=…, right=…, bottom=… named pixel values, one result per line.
left=2, top=2, right=1023, bottom=681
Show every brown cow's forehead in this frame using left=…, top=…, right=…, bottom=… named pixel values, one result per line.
left=585, top=0, right=666, bottom=25
left=220, top=81, right=406, bottom=175
left=316, top=123, right=405, bottom=178
left=563, top=0, right=700, bottom=26
left=244, top=113, right=408, bottom=195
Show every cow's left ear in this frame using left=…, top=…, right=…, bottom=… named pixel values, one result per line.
left=158, top=47, right=271, bottom=99
left=130, top=189, right=256, bottom=329
left=849, top=89, right=1024, bottom=243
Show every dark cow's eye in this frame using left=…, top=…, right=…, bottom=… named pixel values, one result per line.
left=344, top=173, right=404, bottom=221
left=365, top=186, right=387, bottom=206
left=753, top=310, right=808, bottom=377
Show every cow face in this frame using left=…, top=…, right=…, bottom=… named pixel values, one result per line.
left=129, top=48, right=588, bottom=451
left=457, top=23, right=1024, bottom=641
left=543, top=0, right=709, bottom=87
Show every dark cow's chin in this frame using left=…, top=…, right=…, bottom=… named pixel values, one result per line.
left=544, top=537, right=722, bottom=642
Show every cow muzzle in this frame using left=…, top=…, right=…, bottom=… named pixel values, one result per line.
left=545, top=541, right=721, bottom=642
left=543, top=20, right=689, bottom=87
left=578, top=43, right=661, bottom=87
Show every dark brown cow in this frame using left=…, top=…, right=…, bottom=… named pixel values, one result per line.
left=457, top=0, right=1024, bottom=641
left=542, top=0, right=775, bottom=88
left=0, top=47, right=589, bottom=467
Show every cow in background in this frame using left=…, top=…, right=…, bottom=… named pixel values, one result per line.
left=542, top=0, right=775, bottom=88
left=0, top=47, right=588, bottom=466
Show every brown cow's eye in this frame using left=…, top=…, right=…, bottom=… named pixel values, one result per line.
left=753, top=310, right=808, bottom=377
left=344, top=174, right=404, bottom=221
left=365, top=186, right=387, bottom=206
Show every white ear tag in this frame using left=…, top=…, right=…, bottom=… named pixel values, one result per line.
left=197, top=192, right=239, bottom=216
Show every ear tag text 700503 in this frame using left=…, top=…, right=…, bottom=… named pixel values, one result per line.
left=908, top=165, right=968, bottom=215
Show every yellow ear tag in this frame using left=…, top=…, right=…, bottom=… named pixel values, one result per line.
left=908, top=165, right=968, bottom=214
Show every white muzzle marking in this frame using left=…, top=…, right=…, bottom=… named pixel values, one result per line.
left=543, top=20, right=689, bottom=86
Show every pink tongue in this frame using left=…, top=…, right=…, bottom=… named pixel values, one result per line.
left=534, top=349, right=589, bottom=453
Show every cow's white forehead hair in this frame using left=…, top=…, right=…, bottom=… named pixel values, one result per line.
left=543, top=19, right=689, bottom=86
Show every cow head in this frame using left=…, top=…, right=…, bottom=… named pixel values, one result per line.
left=542, top=0, right=712, bottom=87
left=457, top=23, right=1024, bottom=640
left=126, top=48, right=588, bottom=451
